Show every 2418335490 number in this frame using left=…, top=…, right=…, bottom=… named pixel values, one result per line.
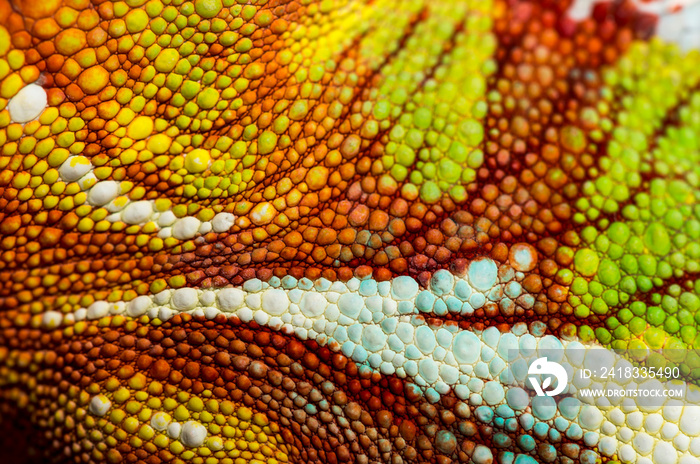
left=599, top=366, right=681, bottom=380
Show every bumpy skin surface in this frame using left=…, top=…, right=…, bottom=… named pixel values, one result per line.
left=1, top=0, right=700, bottom=463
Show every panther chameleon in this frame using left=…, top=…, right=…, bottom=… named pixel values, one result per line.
left=1, top=0, right=700, bottom=463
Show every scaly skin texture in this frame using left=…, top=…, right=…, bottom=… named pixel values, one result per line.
left=1, top=0, right=700, bottom=463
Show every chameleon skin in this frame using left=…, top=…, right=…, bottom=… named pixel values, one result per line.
left=1, top=0, right=700, bottom=463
